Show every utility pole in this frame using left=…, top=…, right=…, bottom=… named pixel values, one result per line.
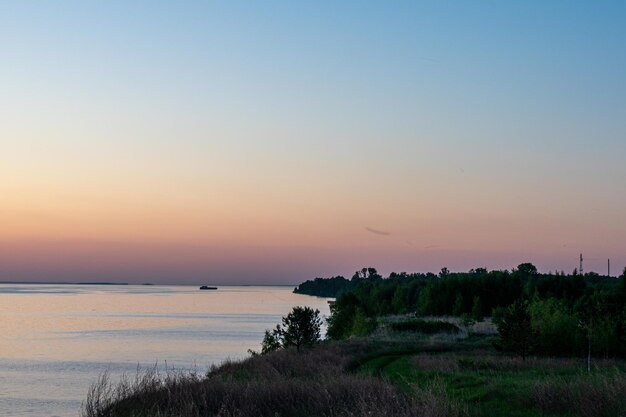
left=579, top=253, right=584, bottom=276
left=608, top=258, right=610, bottom=277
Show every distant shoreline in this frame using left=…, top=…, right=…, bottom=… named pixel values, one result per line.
left=0, top=281, right=129, bottom=285
left=0, top=282, right=298, bottom=287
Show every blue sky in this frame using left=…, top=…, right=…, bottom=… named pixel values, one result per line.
left=1, top=1, right=625, bottom=283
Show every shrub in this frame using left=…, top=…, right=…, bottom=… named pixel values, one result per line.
left=529, top=297, right=583, bottom=356
left=494, top=300, right=535, bottom=360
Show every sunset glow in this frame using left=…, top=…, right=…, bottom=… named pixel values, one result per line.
left=2, top=2, right=625, bottom=283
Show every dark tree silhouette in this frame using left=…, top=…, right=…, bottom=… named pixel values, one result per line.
left=575, top=293, right=603, bottom=372
left=281, top=306, right=323, bottom=351
left=261, top=306, right=323, bottom=353
left=352, top=267, right=381, bottom=281
left=495, top=300, right=535, bottom=360
left=471, top=296, right=484, bottom=322
left=516, top=263, right=538, bottom=276
left=294, top=276, right=351, bottom=297
left=261, top=325, right=282, bottom=354
left=452, top=293, right=464, bottom=316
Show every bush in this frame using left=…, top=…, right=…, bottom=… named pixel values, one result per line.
left=529, top=298, right=583, bottom=356
left=494, top=300, right=535, bottom=360
left=351, top=308, right=378, bottom=336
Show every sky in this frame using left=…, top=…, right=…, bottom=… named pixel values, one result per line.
left=1, top=1, right=625, bottom=284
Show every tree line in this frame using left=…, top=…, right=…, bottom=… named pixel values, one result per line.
left=306, top=264, right=626, bottom=357
left=293, top=267, right=381, bottom=297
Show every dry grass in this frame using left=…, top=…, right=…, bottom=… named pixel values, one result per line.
left=531, top=374, right=626, bottom=417
left=409, top=352, right=623, bottom=373
left=82, top=341, right=467, bottom=417
left=413, top=317, right=498, bottom=335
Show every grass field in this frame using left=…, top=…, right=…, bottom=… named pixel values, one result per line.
left=355, top=334, right=626, bottom=417
left=83, top=319, right=626, bottom=417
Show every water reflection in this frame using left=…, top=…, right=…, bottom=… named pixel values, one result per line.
left=0, top=284, right=330, bottom=417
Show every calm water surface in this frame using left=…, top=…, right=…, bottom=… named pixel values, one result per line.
left=0, top=284, right=330, bottom=417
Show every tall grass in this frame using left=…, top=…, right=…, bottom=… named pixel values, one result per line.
left=531, top=374, right=626, bottom=417
left=82, top=328, right=625, bottom=417
left=409, top=353, right=624, bottom=373
left=82, top=342, right=467, bottom=417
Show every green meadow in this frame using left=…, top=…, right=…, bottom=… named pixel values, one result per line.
left=354, top=327, right=625, bottom=417
left=83, top=318, right=626, bottom=417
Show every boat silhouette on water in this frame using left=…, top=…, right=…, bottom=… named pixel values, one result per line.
left=199, top=286, right=218, bottom=290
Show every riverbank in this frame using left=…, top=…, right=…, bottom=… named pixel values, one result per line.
left=0, top=284, right=330, bottom=417
left=82, top=320, right=626, bottom=417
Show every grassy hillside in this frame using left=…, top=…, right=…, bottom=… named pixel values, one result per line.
left=83, top=319, right=626, bottom=417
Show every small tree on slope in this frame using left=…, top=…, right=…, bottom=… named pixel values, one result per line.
left=261, top=306, right=323, bottom=353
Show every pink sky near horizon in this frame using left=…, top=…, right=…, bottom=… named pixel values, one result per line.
left=1, top=195, right=622, bottom=284
left=2, top=2, right=625, bottom=283
left=2, top=114, right=624, bottom=283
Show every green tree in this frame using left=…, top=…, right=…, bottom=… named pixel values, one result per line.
left=517, top=263, right=538, bottom=276
left=492, top=306, right=506, bottom=326
left=529, top=297, right=581, bottom=356
left=351, top=308, right=377, bottom=336
left=417, top=287, right=433, bottom=315
left=594, top=316, right=620, bottom=359
left=576, top=293, right=604, bottom=371
left=352, top=267, right=381, bottom=281
left=260, top=325, right=282, bottom=354
left=495, top=300, right=535, bottom=360
left=471, top=296, right=484, bottom=322
left=391, top=287, right=409, bottom=313
left=326, top=293, right=358, bottom=340
left=260, top=306, right=323, bottom=353
left=280, top=306, right=323, bottom=351
left=452, top=293, right=464, bottom=316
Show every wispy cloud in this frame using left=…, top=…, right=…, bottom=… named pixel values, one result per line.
left=365, top=227, right=391, bottom=236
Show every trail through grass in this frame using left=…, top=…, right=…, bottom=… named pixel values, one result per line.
left=355, top=336, right=626, bottom=417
